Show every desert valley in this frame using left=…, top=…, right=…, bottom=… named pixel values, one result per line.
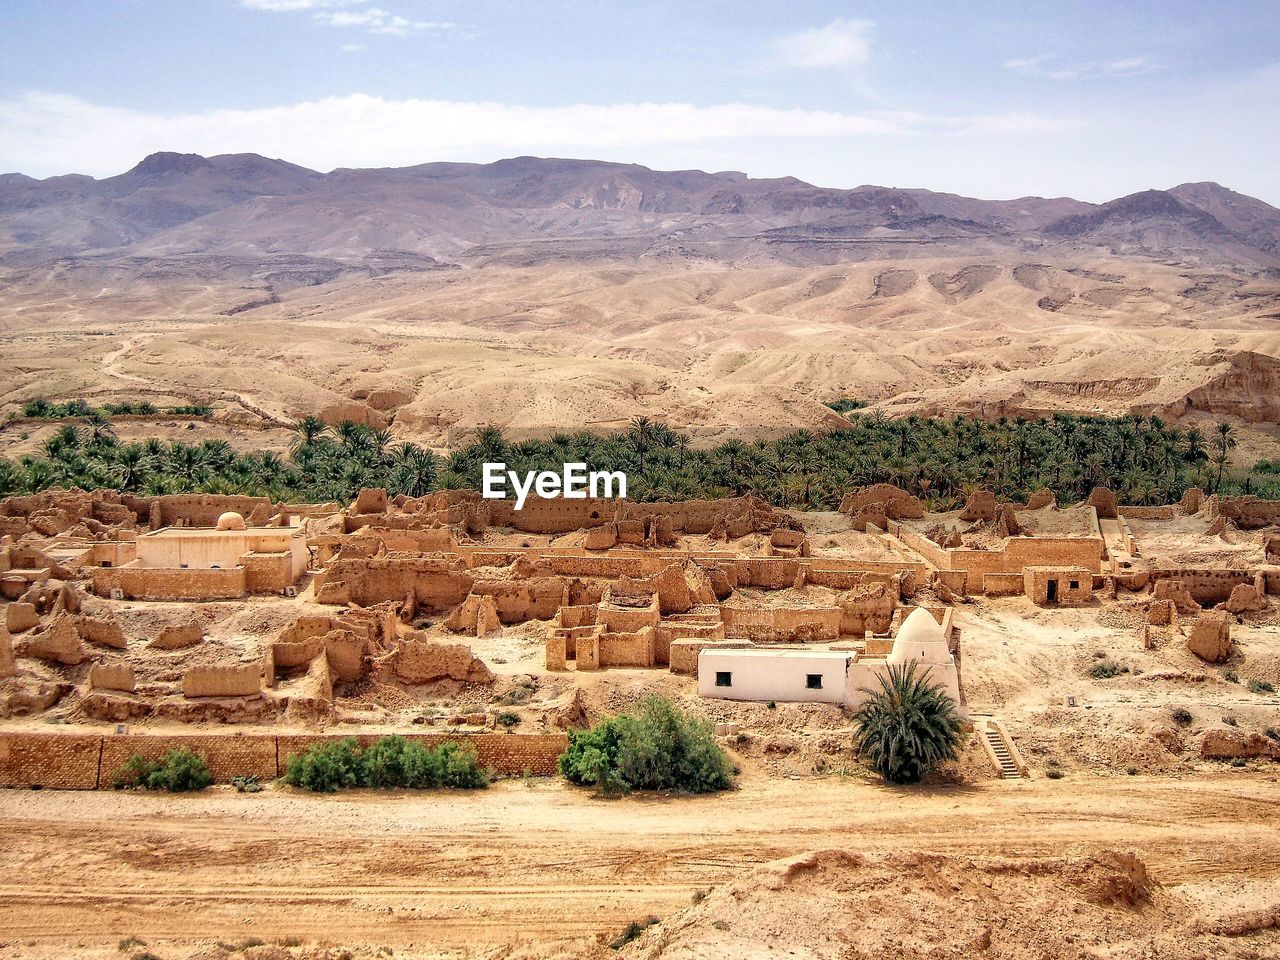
left=1, top=150, right=1280, bottom=960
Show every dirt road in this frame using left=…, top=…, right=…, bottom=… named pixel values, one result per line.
left=2, top=773, right=1278, bottom=957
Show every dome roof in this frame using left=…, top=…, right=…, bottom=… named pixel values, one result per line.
left=216, top=511, right=247, bottom=531
left=888, top=607, right=952, bottom=666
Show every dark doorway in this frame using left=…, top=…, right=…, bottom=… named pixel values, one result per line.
left=1046, top=579, right=1059, bottom=604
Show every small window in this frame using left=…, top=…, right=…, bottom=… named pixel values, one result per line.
left=1069, top=580, right=1080, bottom=590
left=806, top=674, right=823, bottom=690
left=101, top=561, right=112, bottom=568
left=715, top=671, right=733, bottom=688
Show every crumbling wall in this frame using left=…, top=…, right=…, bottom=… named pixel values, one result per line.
left=379, top=637, right=494, bottom=684
left=182, top=664, right=262, bottom=698
left=317, top=556, right=475, bottom=608
left=721, top=605, right=843, bottom=642
left=1207, top=495, right=1280, bottom=530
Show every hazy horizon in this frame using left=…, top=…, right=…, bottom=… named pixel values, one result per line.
left=2, top=1, right=1278, bottom=205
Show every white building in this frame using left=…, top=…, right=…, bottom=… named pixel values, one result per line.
left=698, top=608, right=963, bottom=714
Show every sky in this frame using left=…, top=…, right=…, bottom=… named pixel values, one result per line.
left=1, top=0, right=1278, bottom=203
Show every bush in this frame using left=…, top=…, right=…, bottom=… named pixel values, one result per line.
left=281, top=736, right=489, bottom=792
left=1264, top=727, right=1280, bottom=744
left=496, top=711, right=521, bottom=728
left=1045, top=768, right=1065, bottom=779
left=230, top=775, right=263, bottom=793
left=1171, top=707, right=1193, bottom=726
left=1230, top=757, right=1248, bottom=768
left=114, top=748, right=212, bottom=792
left=1223, top=715, right=1238, bottom=727
left=1224, top=669, right=1239, bottom=683
left=609, top=916, right=659, bottom=949
left=1247, top=678, right=1275, bottom=695
left=1089, top=659, right=1127, bottom=680
left=851, top=662, right=963, bottom=785
left=560, top=696, right=734, bottom=795
left=281, top=737, right=366, bottom=792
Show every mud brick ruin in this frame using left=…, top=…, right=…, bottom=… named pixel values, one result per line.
left=1, top=479, right=1277, bottom=785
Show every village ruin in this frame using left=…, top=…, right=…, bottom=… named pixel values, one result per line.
left=2, top=477, right=1277, bottom=787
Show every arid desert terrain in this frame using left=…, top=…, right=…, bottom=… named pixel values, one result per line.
left=2, top=154, right=1280, bottom=960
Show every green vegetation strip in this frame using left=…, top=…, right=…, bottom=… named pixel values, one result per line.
left=1, top=411, right=1271, bottom=506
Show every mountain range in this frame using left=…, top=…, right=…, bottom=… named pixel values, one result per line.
left=3, top=152, right=1279, bottom=269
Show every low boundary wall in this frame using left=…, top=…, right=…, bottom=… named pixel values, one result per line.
left=0, top=730, right=568, bottom=789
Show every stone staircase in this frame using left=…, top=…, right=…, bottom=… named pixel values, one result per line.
left=983, top=726, right=1022, bottom=779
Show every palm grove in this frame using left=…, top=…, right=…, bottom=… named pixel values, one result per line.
left=0, top=408, right=1270, bottom=508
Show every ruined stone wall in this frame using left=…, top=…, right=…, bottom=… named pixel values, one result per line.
left=597, top=627, right=657, bottom=668
left=125, top=494, right=272, bottom=528
left=317, top=557, right=474, bottom=609
left=1119, top=506, right=1175, bottom=520
left=96, top=565, right=247, bottom=600
left=721, top=605, right=843, bottom=642
left=890, top=520, right=1103, bottom=593
left=468, top=577, right=565, bottom=623
left=734, top=558, right=802, bottom=590
left=241, top=551, right=296, bottom=594
left=1147, top=568, right=1257, bottom=604
left=0, top=731, right=569, bottom=786
left=1208, top=495, right=1280, bottom=530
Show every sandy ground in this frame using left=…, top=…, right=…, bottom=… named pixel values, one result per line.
left=2, top=259, right=1280, bottom=452
left=1, top=771, right=1278, bottom=959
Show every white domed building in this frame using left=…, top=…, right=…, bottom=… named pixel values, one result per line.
left=698, top=606, right=965, bottom=716
left=850, top=607, right=963, bottom=711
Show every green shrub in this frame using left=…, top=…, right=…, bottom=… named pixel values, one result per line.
left=609, top=916, right=659, bottom=949
left=1247, top=678, right=1275, bottom=695
left=114, top=748, right=212, bottom=792
left=282, top=736, right=489, bottom=792
left=1171, top=707, right=1193, bottom=726
left=1089, top=659, right=1127, bottom=680
left=281, top=738, right=366, bottom=792
left=1230, top=757, right=1248, bottom=768
left=1045, top=768, right=1065, bottom=779
left=560, top=696, right=734, bottom=795
left=851, top=662, right=963, bottom=785
left=496, top=711, right=521, bottom=728
left=1224, top=669, right=1239, bottom=683
left=1126, top=766, right=1139, bottom=776
left=230, top=775, right=262, bottom=793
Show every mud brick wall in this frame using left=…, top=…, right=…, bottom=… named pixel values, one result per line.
left=983, top=573, right=1024, bottom=596
left=1119, top=506, right=1175, bottom=520
left=101, top=734, right=279, bottom=784
left=120, top=565, right=247, bottom=600
left=0, top=731, right=570, bottom=788
left=0, top=732, right=102, bottom=789
left=241, top=551, right=294, bottom=594
left=721, top=605, right=842, bottom=642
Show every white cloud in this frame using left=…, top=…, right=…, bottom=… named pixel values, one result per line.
left=316, top=8, right=453, bottom=35
left=0, top=91, right=1082, bottom=178
left=771, top=18, right=873, bottom=71
left=1003, top=53, right=1158, bottom=81
left=242, top=0, right=363, bottom=10
left=242, top=0, right=449, bottom=36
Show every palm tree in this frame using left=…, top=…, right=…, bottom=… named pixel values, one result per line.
left=290, top=415, right=329, bottom=456
left=851, top=662, right=963, bottom=785
left=1212, top=422, right=1237, bottom=492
